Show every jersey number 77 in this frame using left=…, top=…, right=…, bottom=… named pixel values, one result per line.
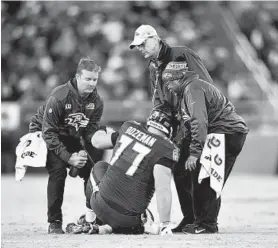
left=110, top=134, right=151, bottom=176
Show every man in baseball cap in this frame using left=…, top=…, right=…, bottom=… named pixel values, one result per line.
left=129, top=23, right=221, bottom=234
left=129, top=24, right=158, bottom=50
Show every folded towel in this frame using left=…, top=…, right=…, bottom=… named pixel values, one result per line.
left=15, top=131, right=47, bottom=181
left=198, top=133, right=225, bottom=198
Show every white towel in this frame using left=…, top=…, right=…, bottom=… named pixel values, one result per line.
left=198, top=133, right=225, bottom=199
left=15, top=131, right=47, bottom=181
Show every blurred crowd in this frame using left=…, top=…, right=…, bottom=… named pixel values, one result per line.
left=230, top=1, right=278, bottom=83
left=2, top=1, right=278, bottom=173
left=1, top=1, right=278, bottom=104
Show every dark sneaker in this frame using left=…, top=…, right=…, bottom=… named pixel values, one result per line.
left=48, top=220, right=65, bottom=234
left=171, top=217, right=194, bottom=233
left=182, top=224, right=218, bottom=234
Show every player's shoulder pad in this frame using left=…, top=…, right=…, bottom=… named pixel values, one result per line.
left=125, top=120, right=141, bottom=127
left=162, top=136, right=175, bottom=145
left=120, top=120, right=141, bottom=133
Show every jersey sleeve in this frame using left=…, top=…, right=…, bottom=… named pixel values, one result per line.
left=156, top=156, right=175, bottom=170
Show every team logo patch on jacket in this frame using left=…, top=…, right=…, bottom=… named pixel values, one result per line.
left=65, top=113, right=89, bottom=131
left=85, top=103, right=95, bottom=110
left=65, top=104, right=71, bottom=110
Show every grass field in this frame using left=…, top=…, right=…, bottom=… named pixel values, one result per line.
left=1, top=173, right=278, bottom=248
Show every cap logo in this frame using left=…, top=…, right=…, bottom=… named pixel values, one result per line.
left=165, top=62, right=188, bottom=70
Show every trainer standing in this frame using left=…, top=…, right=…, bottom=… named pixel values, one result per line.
left=129, top=24, right=214, bottom=232
left=29, top=57, right=104, bottom=234
left=173, top=69, right=248, bottom=234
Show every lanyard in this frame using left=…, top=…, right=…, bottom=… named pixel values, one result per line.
left=152, top=63, right=165, bottom=104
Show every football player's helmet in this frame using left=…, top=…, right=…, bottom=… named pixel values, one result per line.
left=147, top=104, right=173, bottom=137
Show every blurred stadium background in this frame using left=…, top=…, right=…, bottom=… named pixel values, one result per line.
left=1, top=1, right=278, bottom=175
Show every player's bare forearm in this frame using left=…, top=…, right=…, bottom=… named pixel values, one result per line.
left=91, top=127, right=116, bottom=149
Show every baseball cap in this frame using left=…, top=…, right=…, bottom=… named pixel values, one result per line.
left=129, top=25, right=158, bottom=49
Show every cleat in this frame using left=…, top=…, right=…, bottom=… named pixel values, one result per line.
left=182, top=224, right=218, bottom=234
left=171, top=217, right=194, bottom=233
left=88, top=224, right=100, bottom=234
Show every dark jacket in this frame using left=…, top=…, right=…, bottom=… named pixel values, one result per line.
left=29, top=78, right=103, bottom=162
left=148, top=40, right=213, bottom=147
left=148, top=40, right=248, bottom=157
left=149, top=40, right=214, bottom=109
left=178, top=73, right=248, bottom=158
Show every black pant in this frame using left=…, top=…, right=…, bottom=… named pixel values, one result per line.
left=86, top=161, right=144, bottom=234
left=173, top=138, right=194, bottom=223
left=190, top=132, right=247, bottom=228
left=46, top=141, right=102, bottom=223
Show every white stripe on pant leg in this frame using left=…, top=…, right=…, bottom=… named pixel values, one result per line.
left=90, top=168, right=99, bottom=194
left=86, top=168, right=98, bottom=223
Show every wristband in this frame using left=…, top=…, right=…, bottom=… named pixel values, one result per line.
left=98, top=126, right=107, bottom=133
left=111, top=132, right=119, bottom=146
